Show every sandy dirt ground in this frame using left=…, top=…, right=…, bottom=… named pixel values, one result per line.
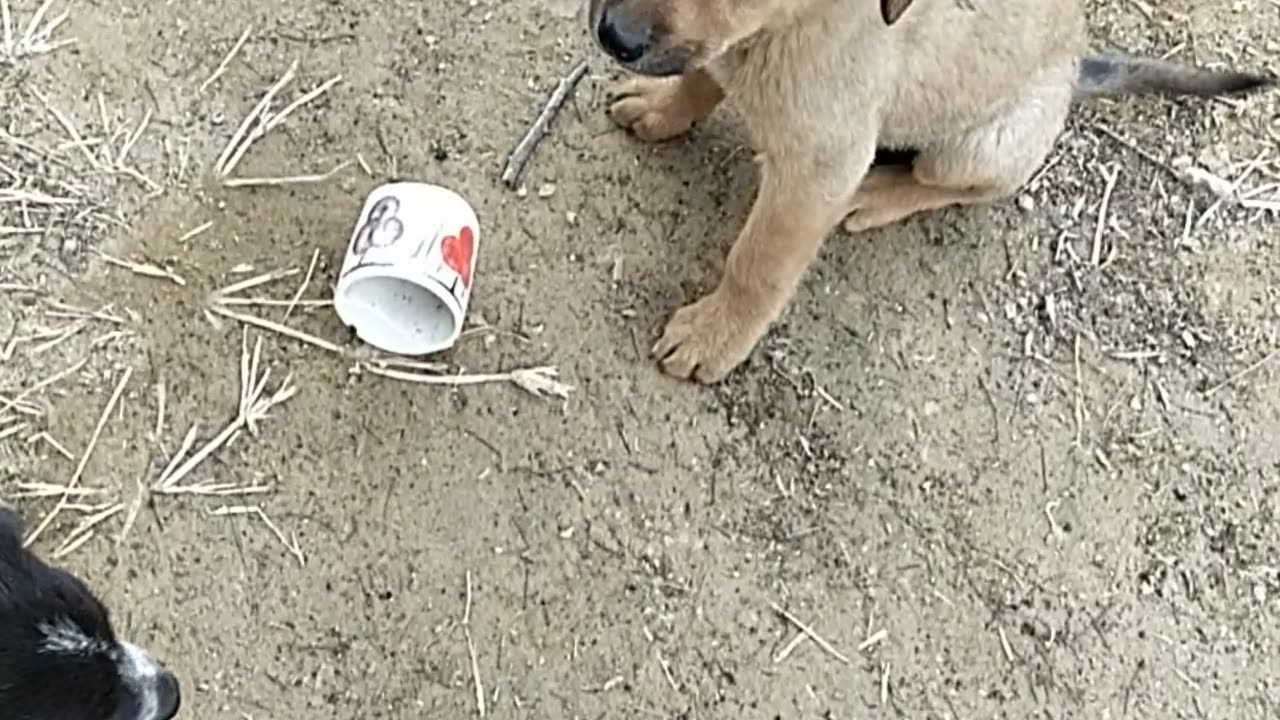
left=2, top=0, right=1279, bottom=717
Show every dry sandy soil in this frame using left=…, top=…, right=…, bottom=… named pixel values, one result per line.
left=3, top=0, right=1279, bottom=718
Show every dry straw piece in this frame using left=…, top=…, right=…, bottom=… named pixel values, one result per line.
left=767, top=601, right=852, bottom=665
left=23, top=366, right=133, bottom=548
left=52, top=501, right=124, bottom=559
left=199, top=25, right=251, bottom=93
left=207, top=266, right=575, bottom=399
left=0, top=357, right=87, bottom=418
left=95, top=250, right=186, bottom=286
left=1, top=0, right=75, bottom=62
left=153, top=330, right=296, bottom=495
left=461, top=571, right=486, bottom=717
left=221, top=161, right=350, bottom=188
left=214, top=60, right=345, bottom=184
left=209, top=504, right=304, bottom=566
left=360, top=364, right=573, bottom=400
left=10, top=483, right=106, bottom=499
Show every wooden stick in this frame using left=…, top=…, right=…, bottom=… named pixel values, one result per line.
left=500, top=58, right=588, bottom=188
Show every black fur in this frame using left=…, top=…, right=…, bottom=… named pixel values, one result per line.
left=872, top=146, right=919, bottom=167
left=0, top=508, right=180, bottom=720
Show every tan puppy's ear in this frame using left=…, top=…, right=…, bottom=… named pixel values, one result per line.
left=880, top=0, right=916, bottom=24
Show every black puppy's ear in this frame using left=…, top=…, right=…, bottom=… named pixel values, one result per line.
left=880, top=0, right=916, bottom=24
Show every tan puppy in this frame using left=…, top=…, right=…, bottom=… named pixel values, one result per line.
left=588, top=0, right=1274, bottom=383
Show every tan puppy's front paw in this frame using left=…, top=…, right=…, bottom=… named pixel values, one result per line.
left=608, top=76, right=699, bottom=142
left=651, top=290, right=768, bottom=384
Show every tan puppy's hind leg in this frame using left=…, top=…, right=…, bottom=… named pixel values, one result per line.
left=609, top=69, right=725, bottom=143
left=845, top=69, right=1073, bottom=233
left=842, top=166, right=1004, bottom=232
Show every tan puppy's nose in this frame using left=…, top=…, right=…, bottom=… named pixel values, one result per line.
left=597, top=6, right=651, bottom=64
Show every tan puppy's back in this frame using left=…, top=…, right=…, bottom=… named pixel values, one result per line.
left=708, top=0, right=1085, bottom=152
left=876, top=0, right=1086, bottom=147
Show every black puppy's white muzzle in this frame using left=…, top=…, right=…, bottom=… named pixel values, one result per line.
left=116, top=642, right=183, bottom=720
left=154, top=670, right=182, bottom=719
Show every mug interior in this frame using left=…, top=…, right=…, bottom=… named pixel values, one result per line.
left=341, top=275, right=457, bottom=355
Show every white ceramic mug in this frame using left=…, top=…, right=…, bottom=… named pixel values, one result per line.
left=333, top=182, right=480, bottom=355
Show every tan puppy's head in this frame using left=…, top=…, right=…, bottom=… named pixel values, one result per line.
left=588, top=0, right=918, bottom=76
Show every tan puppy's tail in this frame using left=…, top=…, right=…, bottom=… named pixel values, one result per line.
left=1075, top=54, right=1276, bottom=99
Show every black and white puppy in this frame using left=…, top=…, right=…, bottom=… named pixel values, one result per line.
left=1, top=506, right=182, bottom=720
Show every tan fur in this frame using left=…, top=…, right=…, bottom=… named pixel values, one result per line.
left=589, top=0, right=1271, bottom=383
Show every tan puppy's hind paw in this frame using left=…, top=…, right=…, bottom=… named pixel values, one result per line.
left=842, top=207, right=900, bottom=234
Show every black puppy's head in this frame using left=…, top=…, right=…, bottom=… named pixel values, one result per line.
left=0, top=507, right=182, bottom=720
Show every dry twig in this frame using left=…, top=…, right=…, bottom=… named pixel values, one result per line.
left=501, top=58, right=588, bottom=188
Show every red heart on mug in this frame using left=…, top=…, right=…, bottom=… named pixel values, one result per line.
left=440, top=226, right=475, bottom=288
